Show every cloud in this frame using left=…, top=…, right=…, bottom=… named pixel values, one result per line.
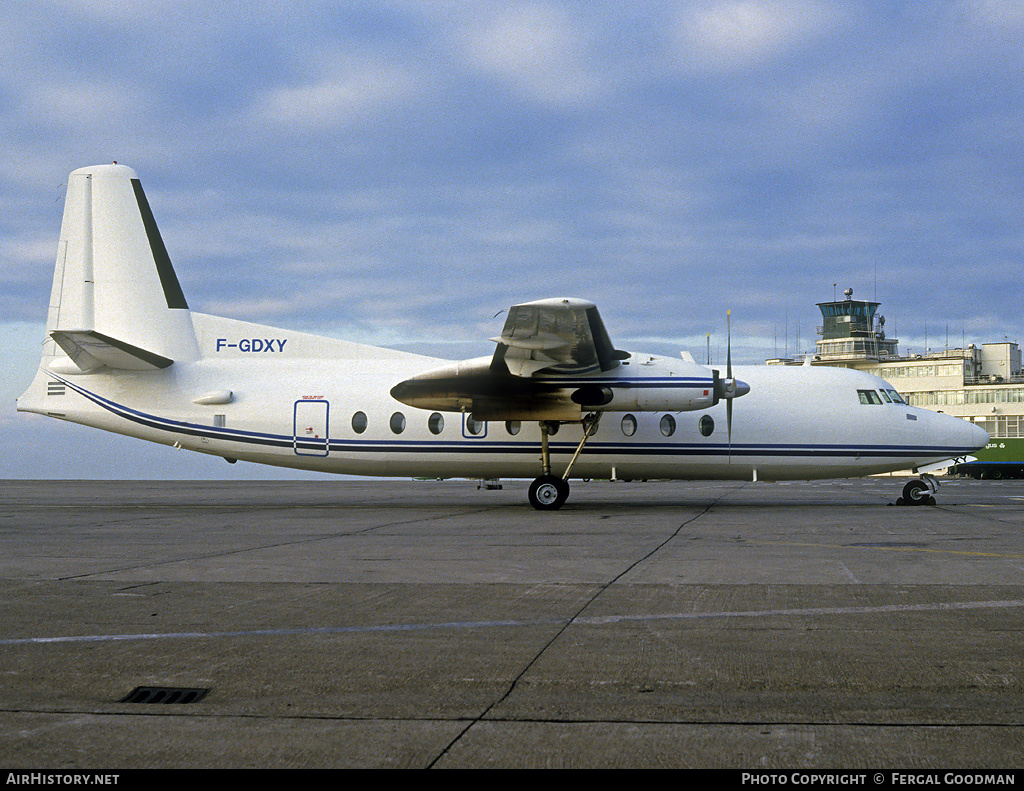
left=459, top=3, right=603, bottom=107
left=673, top=0, right=842, bottom=71
left=3, top=1, right=1024, bottom=480
left=256, top=57, right=421, bottom=129
left=964, top=0, right=1024, bottom=28
left=20, top=79, right=146, bottom=131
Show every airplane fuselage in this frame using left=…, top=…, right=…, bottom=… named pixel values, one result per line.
left=20, top=313, right=985, bottom=484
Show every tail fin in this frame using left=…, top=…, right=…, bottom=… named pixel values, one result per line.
left=44, top=163, right=199, bottom=371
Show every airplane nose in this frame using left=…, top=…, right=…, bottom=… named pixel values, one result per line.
left=924, top=411, right=989, bottom=455
left=967, top=420, right=989, bottom=452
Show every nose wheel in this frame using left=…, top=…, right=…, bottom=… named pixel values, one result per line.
left=897, top=475, right=938, bottom=506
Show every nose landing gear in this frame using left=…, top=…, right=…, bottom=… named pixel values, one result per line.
left=896, top=474, right=938, bottom=506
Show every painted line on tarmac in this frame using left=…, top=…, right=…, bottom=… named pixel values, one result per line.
left=749, top=539, right=1024, bottom=558
left=3, top=599, right=1023, bottom=646
left=574, top=599, right=1024, bottom=625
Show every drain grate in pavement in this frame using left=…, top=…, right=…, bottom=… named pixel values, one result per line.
left=120, top=686, right=210, bottom=704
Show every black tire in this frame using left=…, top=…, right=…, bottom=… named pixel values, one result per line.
left=902, top=479, right=929, bottom=505
left=528, top=475, right=570, bottom=510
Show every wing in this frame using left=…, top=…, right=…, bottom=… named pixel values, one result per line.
left=491, top=298, right=629, bottom=377
left=389, top=298, right=733, bottom=421
left=390, top=298, right=631, bottom=421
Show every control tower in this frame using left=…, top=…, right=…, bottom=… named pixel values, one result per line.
left=815, top=288, right=899, bottom=362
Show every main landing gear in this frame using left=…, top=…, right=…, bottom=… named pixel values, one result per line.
left=528, top=414, right=600, bottom=511
left=528, top=474, right=569, bottom=510
left=895, top=474, right=938, bottom=506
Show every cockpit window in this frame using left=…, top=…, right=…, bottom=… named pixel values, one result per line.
left=878, top=389, right=892, bottom=403
left=885, top=388, right=906, bottom=404
left=857, top=389, right=883, bottom=405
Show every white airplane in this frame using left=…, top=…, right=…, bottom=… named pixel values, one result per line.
left=17, top=164, right=988, bottom=509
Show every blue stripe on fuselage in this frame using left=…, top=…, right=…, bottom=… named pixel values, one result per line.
left=50, top=375, right=976, bottom=460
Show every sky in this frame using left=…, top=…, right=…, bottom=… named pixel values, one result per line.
left=2, top=0, right=1023, bottom=479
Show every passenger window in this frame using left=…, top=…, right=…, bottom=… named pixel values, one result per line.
left=465, top=415, right=485, bottom=435
left=660, top=414, right=676, bottom=437
left=428, top=413, right=444, bottom=434
left=352, top=411, right=368, bottom=434
left=390, top=412, right=406, bottom=434
left=621, top=414, right=637, bottom=437
left=699, top=415, right=714, bottom=437
left=505, top=420, right=521, bottom=436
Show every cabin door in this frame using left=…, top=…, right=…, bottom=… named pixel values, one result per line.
left=293, top=399, right=330, bottom=456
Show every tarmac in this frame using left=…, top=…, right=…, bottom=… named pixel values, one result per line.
left=1, top=477, right=1022, bottom=769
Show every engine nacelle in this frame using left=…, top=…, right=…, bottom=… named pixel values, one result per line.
left=572, top=383, right=717, bottom=412
left=392, top=354, right=749, bottom=420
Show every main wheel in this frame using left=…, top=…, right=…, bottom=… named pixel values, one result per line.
left=902, top=479, right=930, bottom=505
left=528, top=475, right=570, bottom=510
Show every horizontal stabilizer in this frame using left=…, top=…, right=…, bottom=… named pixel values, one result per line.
left=50, top=329, right=174, bottom=372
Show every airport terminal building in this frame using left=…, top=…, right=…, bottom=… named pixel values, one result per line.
left=767, top=290, right=1024, bottom=469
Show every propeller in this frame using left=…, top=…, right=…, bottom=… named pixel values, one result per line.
left=711, top=309, right=750, bottom=464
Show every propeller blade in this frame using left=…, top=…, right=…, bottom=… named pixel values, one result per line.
left=727, top=396, right=733, bottom=463
left=726, top=309, right=732, bottom=382
left=726, top=310, right=732, bottom=463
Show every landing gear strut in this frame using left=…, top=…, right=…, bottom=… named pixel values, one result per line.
left=528, top=414, right=600, bottom=510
